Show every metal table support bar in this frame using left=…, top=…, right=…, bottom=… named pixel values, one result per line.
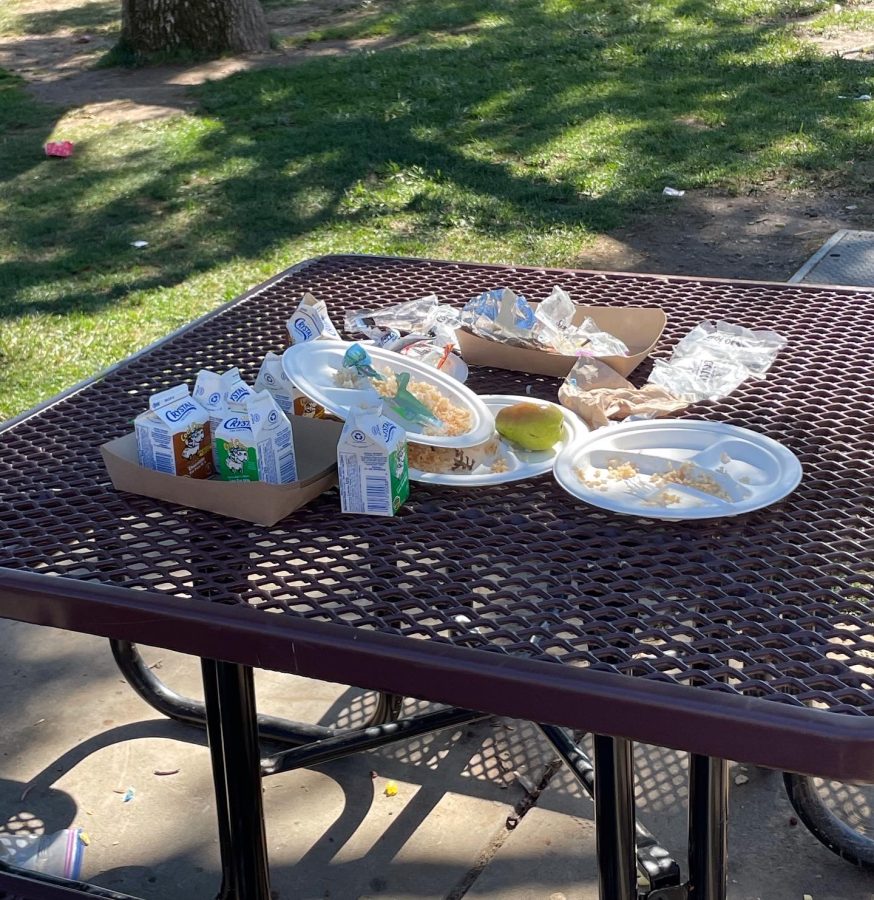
left=201, top=660, right=271, bottom=900
left=0, top=861, right=142, bottom=899
left=539, top=725, right=682, bottom=892
left=594, top=735, right=638, bottom=900
left=262, top=707, right=488, bottom=776
left=687, top=755, right=729, bottom=900
left=112, top=639, right=403, bottom=745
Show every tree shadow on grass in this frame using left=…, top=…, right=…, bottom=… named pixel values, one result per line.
left=1, top=0, right=873, bottom=323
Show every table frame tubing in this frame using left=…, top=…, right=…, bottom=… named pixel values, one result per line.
left=687, top=756, right=729, bottom=900
left=201, top=660, right=271, bottom=900
left=5, top=569, right=874, bottom=784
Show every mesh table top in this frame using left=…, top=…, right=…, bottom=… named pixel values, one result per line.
left=2, top=255, right=873, bottom=774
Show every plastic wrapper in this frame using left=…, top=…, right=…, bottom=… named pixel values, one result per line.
left=344, top=294, right=448, bottom=336
left=559, top=356, right=687, bottom=428
left=671, top=321, right=786, bottom=377
left=534, top=287, right=629, bottom=357
left=647, top=320, right=787, bottom=402
left=461, top=286, right=629, bottom=358
left=648, top=355, right=750, bottom=402
left=398, top=336, right=469, bottom=383
left=461, top=288, right=536, bottom=344
left=343, top=300, right=468, bottom=380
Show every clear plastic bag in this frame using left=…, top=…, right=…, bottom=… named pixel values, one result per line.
left=671, top=321, right=786, bottom=377
left=462, top=285, right=628, bottom=357
left=344, top=294, right=442, bottom=336
left=647, top=320, right=786, bottom=402
left=648, top=354, right=751, bottom=402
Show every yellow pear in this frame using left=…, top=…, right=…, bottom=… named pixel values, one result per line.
left=495, top=402, right=564, bottom=451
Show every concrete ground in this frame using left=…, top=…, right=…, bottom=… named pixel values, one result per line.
left=2, top=619, right=874, bottom=900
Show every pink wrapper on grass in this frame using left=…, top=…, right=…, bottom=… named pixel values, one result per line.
left=45, top=141, right=74, bottom=158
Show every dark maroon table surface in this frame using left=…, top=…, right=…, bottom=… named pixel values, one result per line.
left=2, top=255, right=873, bottom=781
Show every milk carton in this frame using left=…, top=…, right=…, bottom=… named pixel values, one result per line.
left=254, top=352, right=295, bottom=414
left=214, top=391, right=298, bottom=484
left=337, top=403, right=409, bottom=516
left=193, top=368, right=225, bottom=465
left=223, top=369, right=255, bottom=411
left=193, top=368, right=255, bottom=465
left=135, top=384, right=214, bottom=479
left=256, top=350, right=327, bottom=418
left=286, top=292, right=340, bottom=345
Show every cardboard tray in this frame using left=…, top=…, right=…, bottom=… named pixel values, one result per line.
left=101, top=416, right=343, bottom=526
left=455, top=304, right=666, bottom=378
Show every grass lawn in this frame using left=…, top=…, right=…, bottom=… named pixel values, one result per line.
left=1, top=0, right=873, bottom=420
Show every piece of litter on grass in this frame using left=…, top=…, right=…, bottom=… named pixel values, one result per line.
left=122, top=787, right=136, bottom=803
left=846, top=204, right=859, bottom=210
left=44, top=141, right=74, bottom=158
left=384, top=781, right=398, bottom=797
left=734, top=774, right=749, bottom=785
left=153, top=769, right=179, bottom=776
left=838, top=94, right=872, bottom=100
left=131, top=240, right=149, bottom=249
left=662, top=186, right=685, bottom=197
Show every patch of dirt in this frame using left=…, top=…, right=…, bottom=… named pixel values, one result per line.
left=575, top=186, right=873, bottom=282
left=0, top=0, right=404, bottom=123
left=1, top=0, right=871, bottom=281
left=798, top=2, right=874, bottom=59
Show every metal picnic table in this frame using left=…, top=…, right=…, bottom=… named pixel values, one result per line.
left=1, top=254, right=873, bottom=900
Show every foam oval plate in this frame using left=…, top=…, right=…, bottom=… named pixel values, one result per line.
left=282, top=340, right=494, bottom=448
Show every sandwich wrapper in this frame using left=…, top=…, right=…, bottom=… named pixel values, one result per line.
left=456, top=289, right=665, bottom=379
left=101, top=416, right=343, bottom=526
left=558, top=358, right=687, bottom=428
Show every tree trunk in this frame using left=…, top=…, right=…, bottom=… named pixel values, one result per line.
left=121, top=0, right=270, bottom=56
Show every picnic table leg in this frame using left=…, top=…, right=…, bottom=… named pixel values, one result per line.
left=201, top=659, right=272, bottom=900
left=593, top=734, right=637, bottom=900
left=687, top=755, right=729, bottom=900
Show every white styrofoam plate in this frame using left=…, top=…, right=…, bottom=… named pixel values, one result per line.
left=282, top=340, right=494, bottom=448
left=553, top=419, right=802, bottom=520
left=410, top=395, right=587, bottom=486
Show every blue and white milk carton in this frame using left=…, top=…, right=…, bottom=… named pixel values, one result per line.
left=337, top=403, right=409, bottom=516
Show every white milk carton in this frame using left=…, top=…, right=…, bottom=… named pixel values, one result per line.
left=193, top=367, right=255, bottom=465
left=223, top=369, right=255, bottom=411
left=193, top=368, right=226, bottom=465
left=337, top=403, right=409, bottom=516
left=214, top=391, right=298, bottom=484
left=286, top=292, right=340, bottom=345
left=257, top=349, right=327, bottom=418
left=135, top=384, right=214, bottom=479
left=253, top=352, right=295, bottom=414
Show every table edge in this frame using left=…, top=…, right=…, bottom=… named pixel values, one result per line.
left=2, top=567, right=873, bottom=782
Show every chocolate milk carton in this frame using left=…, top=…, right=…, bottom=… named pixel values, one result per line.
left=337, top=403, right=409, bottom=516
left=135, top=385, right=214, bottom=479
left=214, top=391, right=298, bottom=484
